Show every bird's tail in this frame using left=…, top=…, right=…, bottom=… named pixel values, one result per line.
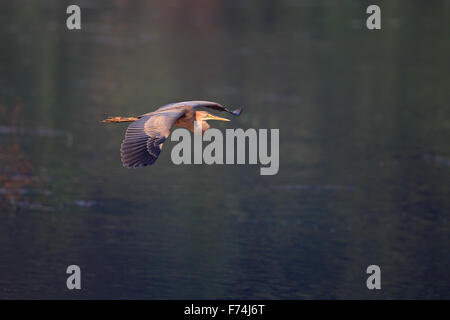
left=102, top=116, right=139, bottom=123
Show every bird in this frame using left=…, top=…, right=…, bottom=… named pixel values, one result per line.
left=102, top=100, right=243, bottom=168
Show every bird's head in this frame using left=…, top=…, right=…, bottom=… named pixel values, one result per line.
left=194, top=111, right=230, bottom=133
left=195, top=110, right=230, bottom=122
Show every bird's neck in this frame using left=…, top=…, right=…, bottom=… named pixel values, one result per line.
left=174, top=118, right=209, bottom=134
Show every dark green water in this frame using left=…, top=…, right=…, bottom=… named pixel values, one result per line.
left=0, top=0, right=449, bottom=299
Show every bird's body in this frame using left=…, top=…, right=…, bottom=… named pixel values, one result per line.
left=103, top=101, right=242, bottom=168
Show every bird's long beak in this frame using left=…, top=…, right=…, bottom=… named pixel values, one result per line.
left=206, top=114, right=230, bottom=121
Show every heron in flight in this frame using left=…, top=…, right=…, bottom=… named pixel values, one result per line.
left=102, top=101, right=243, bottom=168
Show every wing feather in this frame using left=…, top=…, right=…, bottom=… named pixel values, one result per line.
left=120, top=110, right=186, bottom=168
left=156, top=101, right=243, bottom=116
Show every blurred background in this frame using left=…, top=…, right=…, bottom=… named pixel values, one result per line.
left=0, top=0, right=449, bottom=299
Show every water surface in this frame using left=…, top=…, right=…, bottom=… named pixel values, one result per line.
left=0, top=0, right=449, bottom=299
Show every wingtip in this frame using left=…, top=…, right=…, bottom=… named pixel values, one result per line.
left=230, top=107, right=243, bottom=116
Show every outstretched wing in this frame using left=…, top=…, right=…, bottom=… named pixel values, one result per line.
left=157, top=101, right=243, bottom=117
left=120, top=110, right=186, bottom=168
